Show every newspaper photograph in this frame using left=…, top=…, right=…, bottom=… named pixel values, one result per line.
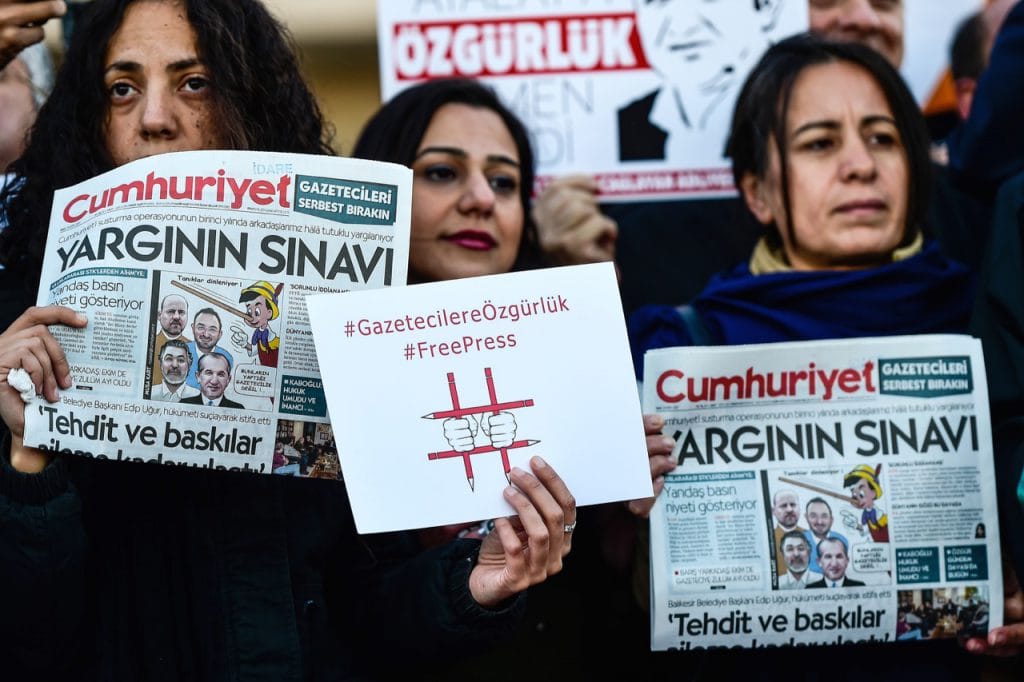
left=643, top=335, right=1002, bottom=649
left=23, top=150, right=411, bottom=478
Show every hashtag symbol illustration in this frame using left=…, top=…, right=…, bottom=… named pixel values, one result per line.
left=344, top=321, right=355, bottom=337
left=404, top=343, right=415, bottom=360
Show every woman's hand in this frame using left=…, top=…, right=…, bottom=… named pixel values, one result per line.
left=469, top=456, right=576, bottom=607
left=0, top=1, right=65, bottom=69
left=626, top=413, right=677, bottom=518
left=532, top=174, right=618, bottom=266
left=0, top=306, right=85, bottom=473
left=964, top=560, right=1024, bottom=656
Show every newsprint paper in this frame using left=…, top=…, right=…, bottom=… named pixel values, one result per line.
left=24, top=150, right=411, bottom=479
left=643, top=335, right=1003, bottom=650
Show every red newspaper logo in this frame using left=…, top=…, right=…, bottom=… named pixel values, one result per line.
left=63, top=171, right=292, bottom=223
left=656, top=362, right=878, bottom=404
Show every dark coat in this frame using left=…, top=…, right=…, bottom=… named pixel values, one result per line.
left=970, top=172, right=1024, bottom=579
left=628, top=241, right=974, bottom=376
left=949, top=1, right=1024, bottom=195
left=180, top=394, right=245, bottom=409
left=806, top=576, right=866, bottom=588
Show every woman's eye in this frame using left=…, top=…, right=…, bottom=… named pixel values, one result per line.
left=868, top=132, right=898, bottom=147
left=182, top=76, right=210, bottom=93
left=802, top=137, right=833, bottom=152
left=488, top=175, right=518, bottom=194
left=424, top=165, right=457, bottom=182
left=109, top=82, right=136, bottom=100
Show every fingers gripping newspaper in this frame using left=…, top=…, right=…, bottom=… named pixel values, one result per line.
left=24, top=151, right=410, bottom=478
left=644, top=336, right=1002, bottom=650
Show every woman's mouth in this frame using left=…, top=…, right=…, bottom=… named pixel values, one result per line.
left=444, top=230, right=497, bottom=251
left=834, top=199, right=887, bottom=216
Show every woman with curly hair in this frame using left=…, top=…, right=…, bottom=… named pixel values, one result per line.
left=0, top=0, right=330, bottom=297
left=0, top=2, right=574, bottom=678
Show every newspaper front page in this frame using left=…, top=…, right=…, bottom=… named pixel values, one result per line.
left=23, top=150, right=411, bottom=479
left=643, top=335, right=1002, bottom=650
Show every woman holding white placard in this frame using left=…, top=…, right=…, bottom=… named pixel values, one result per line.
left=0, top=2, right=574, bottom=678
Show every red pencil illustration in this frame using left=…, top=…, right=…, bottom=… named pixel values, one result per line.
left=421, top=399, right=535, bottom=420
left=427, top=440, right=541, bottom=460
left=485, top=368, right=512, bottom=483
left=444, top=372, right=475, bottom=490
left=424, top=368, right=537, bottom=491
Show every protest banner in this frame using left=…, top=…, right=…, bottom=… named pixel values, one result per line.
left=643, top=335, right=1002, bottom=649
left=309, top=262, right=652, bottom=533
left=378, top=1, right=980, bottom=202
left=24, top=150, right=411, bottom=480
left=377, top=0, right=807, bottom=201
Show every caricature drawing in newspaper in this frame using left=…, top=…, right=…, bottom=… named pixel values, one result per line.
left=236, top=280, right=283, bottom=368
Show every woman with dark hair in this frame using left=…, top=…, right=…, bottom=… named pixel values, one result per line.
left=629, top=34, right=972, bottom=367
left=352, top=78, right=542, bottom=282
left=352, top=81, right=543, bottom=501
left=351, top=77, right=557, bottom=550
left=631, top=34, right=975, bottom=523
left=0, top=2, right=574, bottom=678
left=0, top=0, right=330, bottom=299
left=351, top=81, right=608, bottom=680
left=626, top=33, right=991, bottom=679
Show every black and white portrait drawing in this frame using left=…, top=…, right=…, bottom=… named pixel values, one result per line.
left=619, top=0, right=786, bottom=163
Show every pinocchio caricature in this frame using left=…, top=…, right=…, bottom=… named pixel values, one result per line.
left=844, top=464, right=888, bottom=543
left=239, top=281, right=282, bottom=368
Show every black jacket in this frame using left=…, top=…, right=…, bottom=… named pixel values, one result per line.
left=617, top=90, right=667, bottom=162
left=180, top=394, right=245, bottom=408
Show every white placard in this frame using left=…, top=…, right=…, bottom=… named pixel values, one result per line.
left=309, top=262, right=652, bottom=533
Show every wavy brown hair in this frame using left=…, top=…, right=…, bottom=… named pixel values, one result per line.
left=0, top=0, right=332, bottom=287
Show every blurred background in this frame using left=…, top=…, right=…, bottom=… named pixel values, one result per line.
left=262, top=1, right=380, bottom=154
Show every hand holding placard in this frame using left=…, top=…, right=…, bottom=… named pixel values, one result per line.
left=470, top=456, right=575, bottom=607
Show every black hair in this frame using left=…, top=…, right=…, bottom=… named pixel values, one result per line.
left=197, top=351, right=230, bottom=373
left=193, top=307, right=221, bottom=326
left=0, top=0, right=332, bottom=287
left=806, top=496, right=832, bottom=514
left=351, top=78, right=540, bottom=274
left=780, top=529, right=809, bottom=549
left=159, top=338, right=192, bottom=365
left=726, top=34, right=931, bottom=250
left=817, top=535, right=849, bottom=556
left=950, top=12, right=987, bottom=81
